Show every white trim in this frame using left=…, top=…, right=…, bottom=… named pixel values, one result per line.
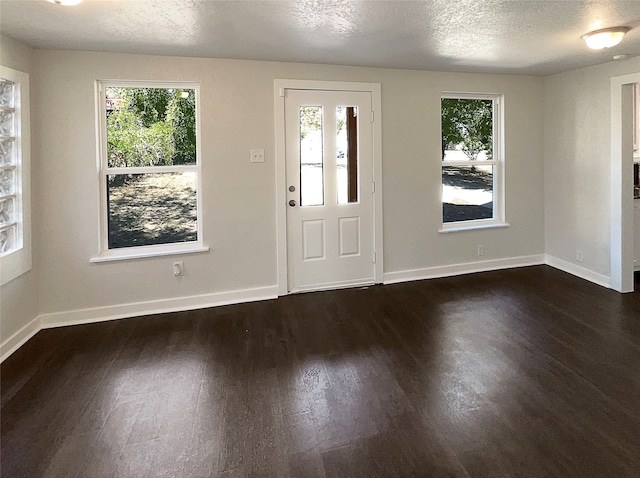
left=289, top=278, right=375, bottom=294
left=1, top=256, right=616, bottom=363
left=90, top=244, right=209, bottom=263
left=104, top=165, right=198, bottom=175
left=1, top=285, right=277, bottom=363
left=442, top=91, right=502, bottom=100
left=383, top=255, right=545, bottom=284
left=440, top=93, right=505, bottom=231
left=95, top=81, right=204, bottom=259
left=39, top=285, right=278, bottom=329
left=98, top=80, right=200, bottom=90
left=439, top=222, right=510, bottom=233
left=274, top=79, right=384, bottom=296
left=275, top=79, right=383, bottom=94
left=544, top=254, right=611, bottom=289
left=372, top=84, right=384, bottom=285
left=610, top=73, right=640, bottom=293
left=274, top=82, right=287, bottom=296
left=0, top=315, right=41, bottom=363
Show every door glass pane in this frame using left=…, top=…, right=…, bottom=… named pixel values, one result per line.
left=442, top=165, right=494, bottom=223
left=300, top=106, right=323, bottom=206
left=337, top=106, right=358, bottom=204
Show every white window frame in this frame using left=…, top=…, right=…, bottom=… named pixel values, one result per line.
left=91, top=80, right=207, bottom=263
left=440, top=92, right=506, bottom=232
left=0, top=66, right=31, bottom=285
left=633, top=83, right=640, bottom=159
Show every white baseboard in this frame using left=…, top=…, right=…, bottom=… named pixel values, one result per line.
left=0, top=256, right=613, bottom=363
left=39, top=285, right=279, bottom=329
left=383, top=254, right=546, bottom=285
left=544, top=255, right=611, bottom=289
left=0, top=315, right=42, bottom=363
left=1, top=285, right=278, bottom=363
left=290, top=278, right=375, bottom=294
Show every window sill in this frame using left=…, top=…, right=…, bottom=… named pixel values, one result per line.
left=1, top=247, right=32, bottom=286
left=90, top=244, right=209, bottom=263
left=439, top=222, right=510, bottom=233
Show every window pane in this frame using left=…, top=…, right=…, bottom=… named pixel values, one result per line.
left=0, top=138, right=14, bottom=166
left=0, top=80, right=14, bottom=108
left=442, top=98, right=493, bottom=161
left=0, top=169, right=14, bottom=195
left=107, top=172, right=197, bottom=249
left=0, top=225, right=15, bottom=253
left=0, top=197, right=14, bottom=225
left=105, top=87, right=196, bottom=167
left=337, top=106, right=358, bottom=204
left=300, top=106, right=323, bottom=206
left=0, top=110, right=14, bottom=136
left=442, top=165, right=493, bottom=223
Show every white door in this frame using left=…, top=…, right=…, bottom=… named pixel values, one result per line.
left=285, top=89, right=375, bottom=293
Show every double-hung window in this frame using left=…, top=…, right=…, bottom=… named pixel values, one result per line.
left=441, top=93, right=505, bottom=231
left=0, top=66, right=31, bottom=285
left=93, top=81, right=206, bottom=261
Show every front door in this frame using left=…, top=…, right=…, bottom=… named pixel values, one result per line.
left=285, top=89, right=375, bottom=293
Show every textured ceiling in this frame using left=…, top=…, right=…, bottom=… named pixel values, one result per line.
left=1, top=0, right=640, bottom=75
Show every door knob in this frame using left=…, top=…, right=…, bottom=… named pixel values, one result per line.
left=289, top=200, right=297, bottom=207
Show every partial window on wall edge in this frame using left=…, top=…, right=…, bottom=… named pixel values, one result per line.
left=0, top=66, right=31, bottom=285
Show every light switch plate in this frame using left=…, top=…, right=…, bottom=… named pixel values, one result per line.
left=251, top=149, right=265, bottom=163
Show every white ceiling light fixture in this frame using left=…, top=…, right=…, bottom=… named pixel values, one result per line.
left=582, top=27, right=630, bottom=50
left=47, top=0, right=83, bottom=5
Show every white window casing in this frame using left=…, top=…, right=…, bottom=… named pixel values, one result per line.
left=440, top=92, right=507, bottom=232
left=91, top=80, right=207, bottom=262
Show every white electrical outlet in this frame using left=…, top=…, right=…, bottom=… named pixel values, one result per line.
left=173, top=261, right=184, bottom=276
left=576, top=250, right=584, bottom=262
left=478, top=245, right=484, bottom=256
left=250, top=149, right=265, bottom=163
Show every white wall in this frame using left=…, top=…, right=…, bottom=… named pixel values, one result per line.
left=544, top=56, right=640, bottom=283
left=32, top=50, right=545, bottom=321
left=378, top=70, right=545, bottom=277
left=0, top=36, right=39, bottom=347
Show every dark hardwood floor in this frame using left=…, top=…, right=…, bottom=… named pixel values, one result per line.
left=2, top=265, right=640, bottom=477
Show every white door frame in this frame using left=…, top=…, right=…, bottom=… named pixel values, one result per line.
left=610, top=72, right=639, bottom=293
left=274, top=79, right=383, bottom=296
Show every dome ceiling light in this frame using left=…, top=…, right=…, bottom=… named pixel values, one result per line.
left=582, top=27, right=630, bottom=50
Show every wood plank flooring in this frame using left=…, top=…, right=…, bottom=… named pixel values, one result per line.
left=2, top=265, right=640, bottom=477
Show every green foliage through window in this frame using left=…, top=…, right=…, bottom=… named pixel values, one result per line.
left=106, top=87, right=196, bottom=168
left=441, top=98, right=493, bottom=161
left=441, top=96, right=498, bottom=225
left=300, top=106, right=322, bottom=141
left=102, top=85, right=199, bottom=250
